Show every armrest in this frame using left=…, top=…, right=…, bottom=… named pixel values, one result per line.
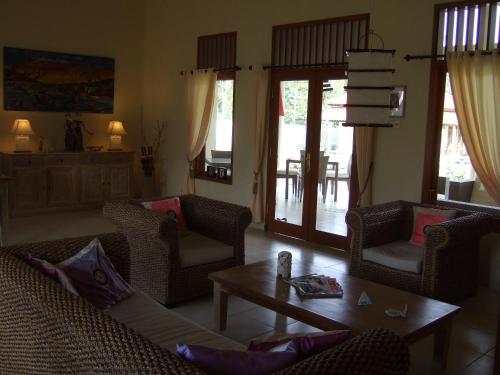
left=180, top=194, right=252, bottom=247
left=103, top=201, right=178, bottom=241
left=1, top=232, right=131, bottom=283
left=346, top=201, right=405, bottom=250
left=274, top=328, right=409, bottom=375
left=425, top=212, right=493, bottom=250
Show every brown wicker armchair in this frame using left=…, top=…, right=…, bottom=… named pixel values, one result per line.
left=346, top=201, right=492, bottom=302
left=103, top=194, right=252, bottom=306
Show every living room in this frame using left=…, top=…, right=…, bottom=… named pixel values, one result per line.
left=0, top=0, right=499, bottom=374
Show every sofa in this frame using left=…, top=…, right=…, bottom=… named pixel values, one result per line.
left=103, top=194, right=252, bottom=306
left=0, top=233, right=410, bottom=374
left=346, top=200, right=492, bottom=302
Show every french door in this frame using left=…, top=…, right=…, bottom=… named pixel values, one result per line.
left=266, top=69, right=358, bottom=250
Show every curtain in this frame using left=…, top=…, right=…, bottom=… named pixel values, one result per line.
left=447, top=52, right=500, bottom=204
left=183, top=69, right=218, bottom=194
left=355, top=128, right=376, bottom=207
left=251, top=68, right=270, bottom=223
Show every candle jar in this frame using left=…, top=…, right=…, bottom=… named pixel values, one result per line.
left=277, top=251, right=292, bottom=279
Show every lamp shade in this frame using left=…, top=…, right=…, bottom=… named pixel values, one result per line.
left=11, top=119, right=34, bottom=135
left=108, top=121, right=127, bottom=135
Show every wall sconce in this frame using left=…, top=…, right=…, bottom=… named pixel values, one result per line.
left=108, top=121, right=127, bottom=151
left=11, top=119, right=34, bottom=153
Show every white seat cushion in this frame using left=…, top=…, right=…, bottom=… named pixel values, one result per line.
left=179, top=232, right=234, bottom=268
left=362, top=240, right=424, bottom=274
left=108, top=291, right=244, bottom=352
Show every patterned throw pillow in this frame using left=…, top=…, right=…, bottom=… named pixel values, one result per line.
left=176, top=344, right=297, bottom=375
left=142, top=197, right=188, bottom=232
left=57, top=238, right=133, bottom=309
left=26, top=255, right=79, bottom=296
left=409, top=207, right=456, bottom=247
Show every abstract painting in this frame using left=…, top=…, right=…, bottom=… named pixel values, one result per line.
left=4, top=47, right=114, bottom=113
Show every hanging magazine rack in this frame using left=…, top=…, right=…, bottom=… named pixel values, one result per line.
left=342, top=49, right=397, bottom=128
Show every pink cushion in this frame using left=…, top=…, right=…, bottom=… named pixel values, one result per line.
left=142, top=197, right=187, bottom=232
left=409, top=207, right=455, bottom=247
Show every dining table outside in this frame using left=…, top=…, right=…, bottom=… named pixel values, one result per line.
left=284, top=158, right=339, bottom=200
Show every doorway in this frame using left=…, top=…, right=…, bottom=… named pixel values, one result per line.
left=266, top=69, right=357, bottom=249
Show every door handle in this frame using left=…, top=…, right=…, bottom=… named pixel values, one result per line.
left=306, top=153, right=311, bottom=173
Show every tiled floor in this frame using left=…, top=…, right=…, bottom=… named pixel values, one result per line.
left=6, top=210, right=498, bottom=374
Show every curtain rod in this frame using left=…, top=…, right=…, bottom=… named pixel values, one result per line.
left=180, top=66, right=241, bottom=76
left=259, top=62, right=348, bottom=70
left=404, top=50, right=499, bottom=61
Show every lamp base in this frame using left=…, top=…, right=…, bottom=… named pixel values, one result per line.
left=15, top=135, right=31, bottom=153
left=109, top=135, right=122, bottom=151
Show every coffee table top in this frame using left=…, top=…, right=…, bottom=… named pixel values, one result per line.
left=209, top=260, right=461, bottom=342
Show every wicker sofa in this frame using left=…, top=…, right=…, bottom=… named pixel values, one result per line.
left=346, top=200, right=492, bottom=302
left=103, top=194, right=252, bottom=306
left=0, top=233, right=410, bottom=374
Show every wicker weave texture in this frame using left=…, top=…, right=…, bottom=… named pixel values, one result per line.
left=346, top=200, right=493, bottom=302
left=0, top=234, right=205, bottom=375
left=103, top=194, right=252, bottom=306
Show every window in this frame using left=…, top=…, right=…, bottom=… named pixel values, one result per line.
left=194, top=32, right=236, bottom=184
left=422, top=1, right=500, bottom=209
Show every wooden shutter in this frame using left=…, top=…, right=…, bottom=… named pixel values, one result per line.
left=434, top=1, right=500, bottom=55
left=271, top=14, right=370, bottom=68
left=197, top=32, right=237, bottom=70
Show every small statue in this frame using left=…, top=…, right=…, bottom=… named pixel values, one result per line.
left=64, top=113, right=93, bottom=152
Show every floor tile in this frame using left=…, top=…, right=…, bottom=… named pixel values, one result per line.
left=238, top=305, right=297, bottom=329
left=458, top=354, right=495, bottom=375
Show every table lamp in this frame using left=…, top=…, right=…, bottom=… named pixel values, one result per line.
left=11, top=119, right=34, bottom=153
left=108, top=121, right=127, bottom=151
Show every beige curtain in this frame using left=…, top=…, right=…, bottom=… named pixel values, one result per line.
left=251, top=68, right=270, bottom=223
left=183, top=69, right=218, bottom=194
left=355, top=128, right=377, bottom=207
left=447, top=52, right=500, bottom=204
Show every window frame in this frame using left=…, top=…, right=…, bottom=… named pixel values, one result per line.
left=421, top=1, right=500, bottom=226
left=193, top=70, right=236, bottom=185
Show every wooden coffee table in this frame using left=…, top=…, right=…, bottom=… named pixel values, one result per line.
left=208, top=260, right=461, bottom=371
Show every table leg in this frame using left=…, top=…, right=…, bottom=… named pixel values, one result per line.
left=213, top=282, right=228, bottom=331
left=334, top=163, right=339, bottom=202
left=433, top=318, right=452, bottom=372
left=285, top=160, right=290, bottom=200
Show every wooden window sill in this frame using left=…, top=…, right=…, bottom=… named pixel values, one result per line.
left=195, top=174, right=232, bottom=185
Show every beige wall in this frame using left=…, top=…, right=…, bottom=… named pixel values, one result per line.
left=0, top=0, right=145, bottom=191
left=142, top=0, right=456, bottom=206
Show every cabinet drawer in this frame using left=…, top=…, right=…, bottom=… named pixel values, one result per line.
left=11, top=156, right=43, bottom=168
left=107, top=153, right=133, bottom=164
left=45, top=155, right=79, bottom=166
left=80, top=153, right=107, bottom=164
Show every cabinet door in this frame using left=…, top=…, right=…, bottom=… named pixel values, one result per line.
left=12, top=167, right=46, bottom=209
left=107, top=165, right=131, bottom=200
left=46, top=166, right=78, bottom=207
left=81, top=165, right=106, bottom=204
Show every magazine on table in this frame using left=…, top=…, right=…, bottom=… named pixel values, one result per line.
left=284, top=274, right=343, bottom=298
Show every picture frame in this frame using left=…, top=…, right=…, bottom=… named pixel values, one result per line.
left=389, top=86, right=406, bottom=118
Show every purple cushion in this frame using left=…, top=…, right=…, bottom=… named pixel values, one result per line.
left=287, top=330, right=351, bottom=359
left=249, top=330, right=351, bottom=360
left=57, top=238, right=133, bottom=309
left=26, top=255, right=79, bottom=295
left=176, top=344, right=297, bottom=375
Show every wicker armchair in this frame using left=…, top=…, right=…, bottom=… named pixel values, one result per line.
left=103, top=194, right=252, bottom=306
left=0, top=234, right=410, bottom=375
left=346, top=201, right=492, bottom=302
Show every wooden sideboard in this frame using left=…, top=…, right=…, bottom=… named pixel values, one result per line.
left=1, top=152, right=133, bottom=217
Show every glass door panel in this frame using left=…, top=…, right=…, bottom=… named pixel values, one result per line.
left=274, top=80, right=309, bottom=226
left=315, top=78, right=352, bottom=236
